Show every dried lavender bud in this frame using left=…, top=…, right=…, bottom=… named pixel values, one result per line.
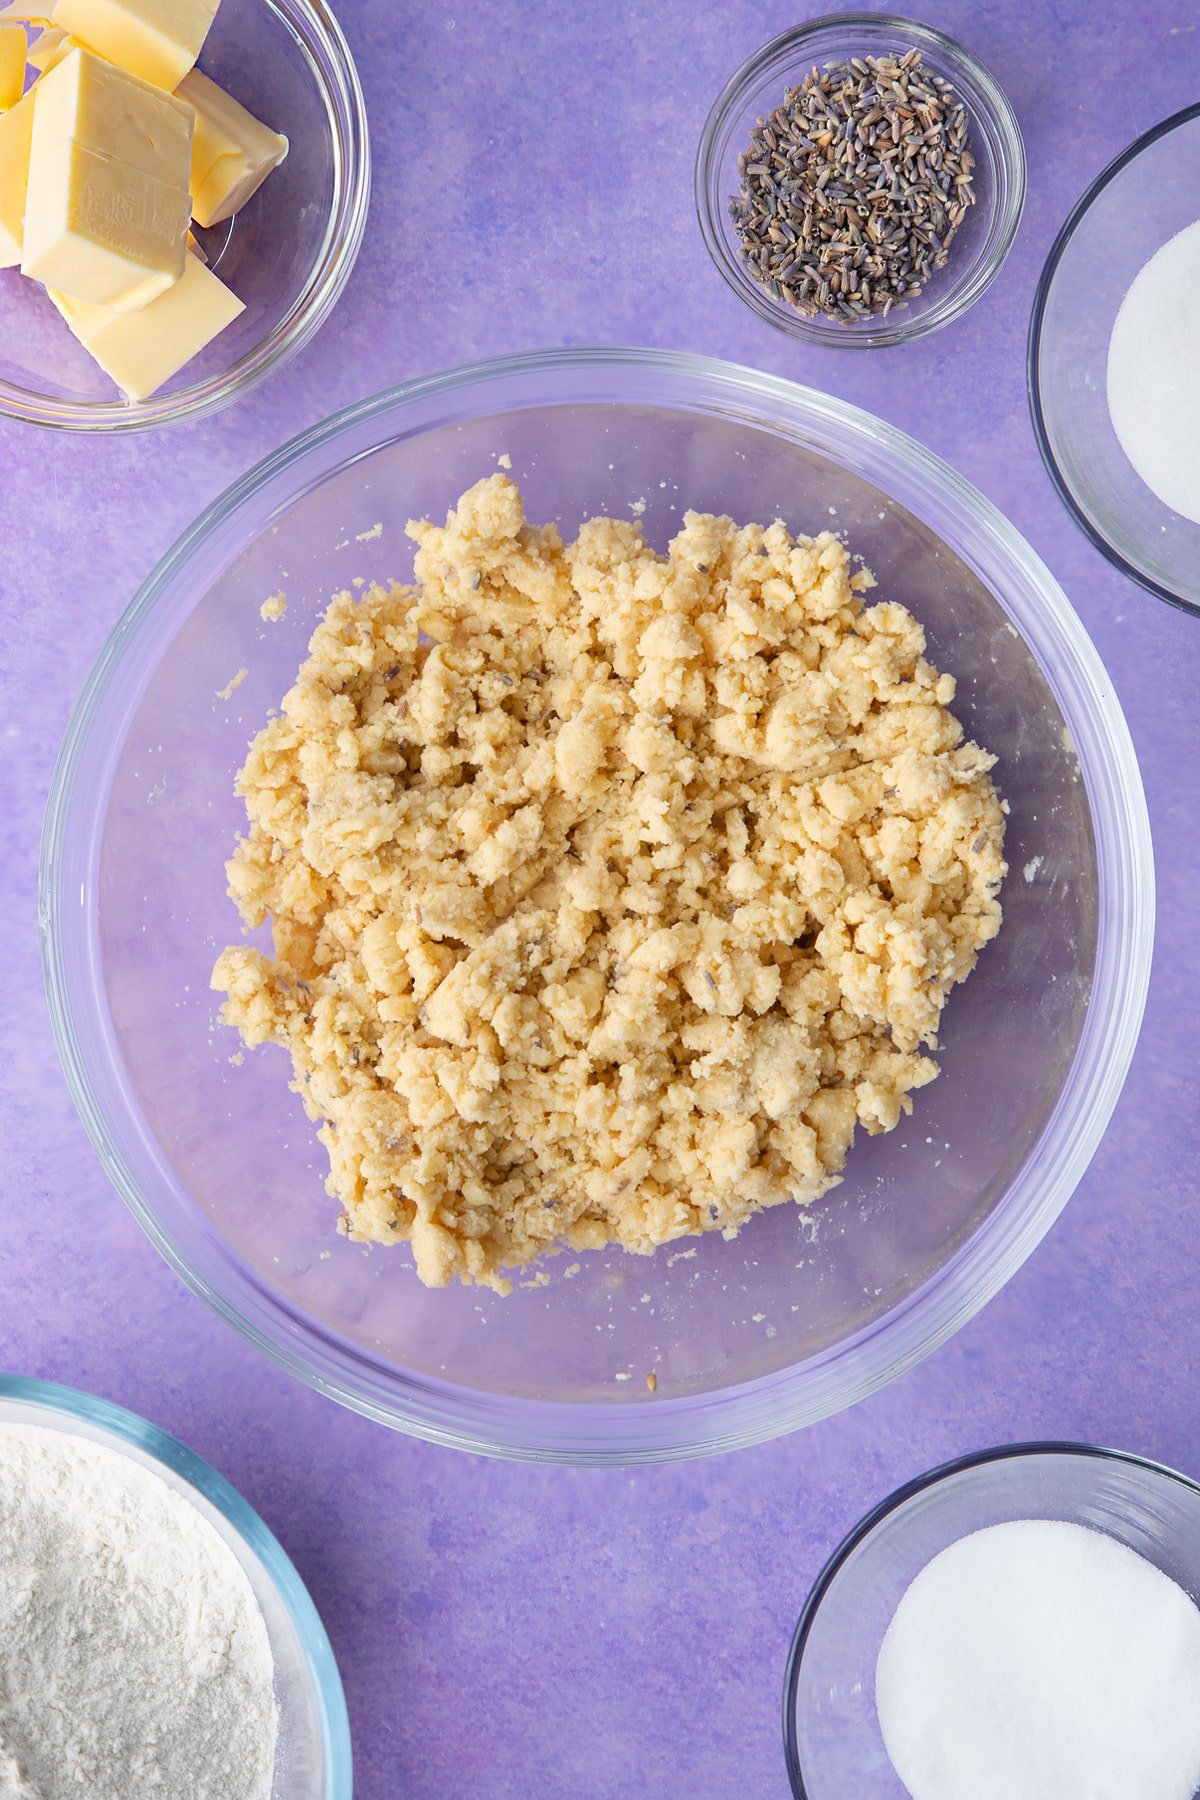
left=729, top=49, right=976, bottom=322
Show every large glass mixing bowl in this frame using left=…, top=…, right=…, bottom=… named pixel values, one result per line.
left=40, top=349, right=1153, bottom=1463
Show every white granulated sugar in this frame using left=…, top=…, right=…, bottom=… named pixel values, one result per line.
left=876, top=1518, right=1200, bottom=1800
left=1107, top=219, right=1200, bottom=525
left=0, top=1426, right=278, bottom=1800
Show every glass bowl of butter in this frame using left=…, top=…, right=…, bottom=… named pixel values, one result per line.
left=0, top=0, right=369, bottom=431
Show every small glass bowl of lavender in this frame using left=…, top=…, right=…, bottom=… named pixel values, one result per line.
left=696, top=13, right=1025, bottom=349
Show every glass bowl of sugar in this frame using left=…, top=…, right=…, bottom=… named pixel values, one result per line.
left=1030, top=105, right=1200, bottom=619
left=783, top=1442, right=1200, bottom=1799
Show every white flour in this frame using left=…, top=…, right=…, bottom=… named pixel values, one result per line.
left=0, top=1424, right=278, bottom=1800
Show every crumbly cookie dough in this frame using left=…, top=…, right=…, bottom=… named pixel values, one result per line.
left=213, top=476, right=1005, bottom=1293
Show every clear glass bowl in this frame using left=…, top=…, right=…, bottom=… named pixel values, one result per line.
left=1029, top=105, right=1200, bottom=619
left=0, top=0, right=369, bottom=432
left=39, top=347, right=1152, bottom=1464
left=0, top=1374, right=351, bottom=1797
left=783, top=1442, right=1200, bottom=1797
left=695, top=13, right=1025, bottom=348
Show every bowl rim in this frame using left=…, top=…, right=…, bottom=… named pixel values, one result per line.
left=0, top=0, right=371, bottom=434
left=0, top=1372, right=352, bottom=1796
left=694, top=10, right=1027, bottom=349
left=781, top=1439, right=1200, bottom=1796
left=1027, top=101, right=1200, bottom=621
left=39, top=345, right=1154, bottom=1464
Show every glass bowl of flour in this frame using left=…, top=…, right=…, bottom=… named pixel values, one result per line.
left=1029, top=104, right=1200, bottom=619
left=783, top=1441, right=1200, bottom=1799
left=0, top=1376, right=350, bottom=1799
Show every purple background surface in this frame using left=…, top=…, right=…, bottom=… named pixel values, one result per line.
left=2, top=2, right=1198, bottom=1794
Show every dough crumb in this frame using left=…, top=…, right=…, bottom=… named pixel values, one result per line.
left=213, top=476, right=1006, bottom=1294
left=646, top=1372, right=658, bottom=1393
left=356, top=523, right=383, bottom=543
left=216, top=667, right=247, bottom=701
left=260, top=592, right=287, bottom=622
left=496, top=453, right=512, bottom=470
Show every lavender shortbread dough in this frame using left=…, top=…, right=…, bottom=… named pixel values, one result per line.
left=213, top=476, right=1005, bottom=1292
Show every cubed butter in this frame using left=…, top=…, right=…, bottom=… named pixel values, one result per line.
left=42, top=279, right=88, bottom=325
left=176, top=69, right=286, bottom=228
left=21, top=47, right=191, bottom=307
left=32, top=44, right=192, bottom=176
left=46, top=249, right=243, bottom=398
left=0, top=84, right=34, bottom=262
left=27, top=24, right=77, bottom=70
left=52, top=0, right=218, bottom=90
left=0, top=4, right=51, bottom=23
left=22, top=133, right=191, bottom=302
left=0, top=20, right=25, bottom=107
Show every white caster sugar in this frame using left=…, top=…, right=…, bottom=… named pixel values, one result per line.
left=1107, top=219, right=1200, bottom=525
left=0, top=1425, right=278, bottom=1800
left=875, top=1518, right=1200, bottom=1800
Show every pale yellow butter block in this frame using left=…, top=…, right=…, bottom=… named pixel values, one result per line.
left=27, top=24, right=76, bottom=68
left=21, top=47, right=191, bottom=305
left=0, top=84, right=34, bottom=261
left=32, top=45, right=192, bottom=179
left=46, top=250, right=243, bottom=398
left=178, top=66, right=287, bottom=229
left=0, top=4, right=50, bottom=22
left=52, top=0, right=218, bottom=90
left=43, top=279, right=87, bottom=324
left=0, top=20, right=26, bottom=108
left=176, top=68, right=286, bottom=228
left=22, top=134, right=190, bottom=303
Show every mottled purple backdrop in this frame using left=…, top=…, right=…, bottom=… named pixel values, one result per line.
left=2, top=2, right=1198, bottom=1795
